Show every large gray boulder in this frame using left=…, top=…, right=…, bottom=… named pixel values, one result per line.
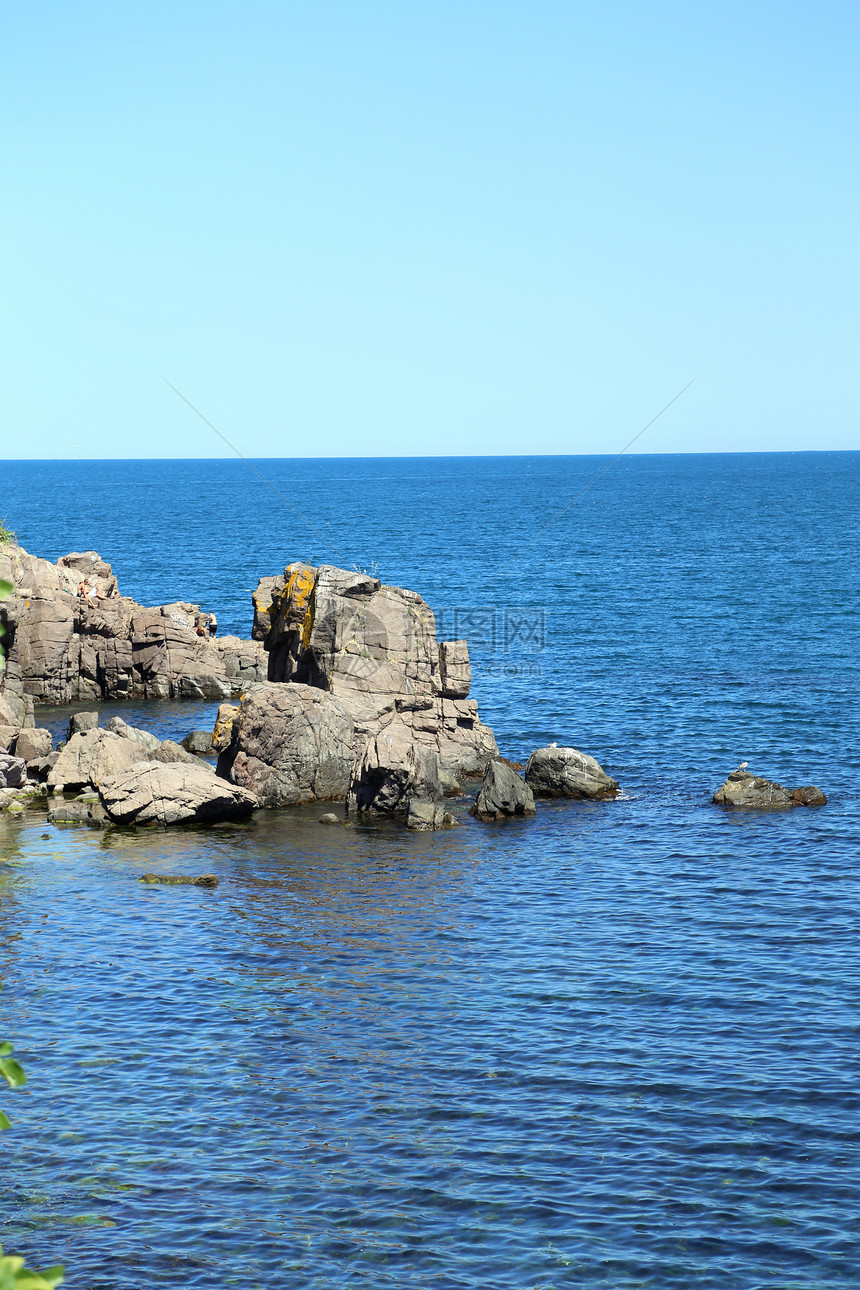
left=256, top=562, right=498, bottom=776
left=0, top=752, right=28, bottom=789
left=98, top=760, right=257, bottom=825
left=68, top=711, right=99, bottom=740
left=217, top=682, right=355, bottom=807
left=46, top=729, right=148, bottom=792
left=11, top=728, right=53, bottom=763
left=524, top=746, right=619, bottom=800
left=713, top=769, right=826, bottom=808
left=0, top=544, right=266, bottom=709
left=471, top=760, right=535, bottom=821
left=346, top=726, right=444, bottom=818
left=105, top=715, right=160, bottom=753
left=150, top=739, right=200, bottom=764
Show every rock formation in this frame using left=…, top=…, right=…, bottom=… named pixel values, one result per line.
left=233, top=562, right=497, bottom=778
left=471, top=760, right=536, bottom=821
left=217, top=682, right=356, bottom=807
left=524, top=746, right=619, bottom=799
left=98, top=761, right=256, bottom=826
left=713, top=769, right=826, bottom=808
left=346, top=727, right=445, bottom=819
left=0, top=544, right=266, bottom=713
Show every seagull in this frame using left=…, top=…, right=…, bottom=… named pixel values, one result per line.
left=736, top=761, right=748, bottom=771
left=549, top=741, right=557, bottom=748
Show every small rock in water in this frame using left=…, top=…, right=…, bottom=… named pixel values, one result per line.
left=139, top=873, right=219, bottom=887
left=319, top=813, right=342, bottom=825
left=713, top=769, right=826, bottom=809
left=181, top=730, right=214, bottom=756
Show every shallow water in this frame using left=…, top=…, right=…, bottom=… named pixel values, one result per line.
left=1, top=453, right=859, bottom=1287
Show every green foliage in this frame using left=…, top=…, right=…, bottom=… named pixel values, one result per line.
left=0, top=522, right=15, bottom=548
left=0, top=1247, right=64, bottom=1289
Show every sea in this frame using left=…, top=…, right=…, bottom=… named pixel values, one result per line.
left=1, top=452, right=859, bottom=1289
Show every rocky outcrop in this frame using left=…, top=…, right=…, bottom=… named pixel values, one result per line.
left=255, top=562, right=497, bottom=776
left=346, top=727, right=444, bottom=818
left=471, top=760, right=535, bottom=821
left=105, top=715, right=160, bottom=753
left=212, top=702, right=239, bottom=752
left=181, top=730, right=213, bottom=755
left=0, top=544, right=266, bottom=709
left=98, top=761, right=256, bottom=825
left=713, top=769, right=826, bottom=808
left=217, top=682, right=355, bottom=807
left=47, top=729, right=147, bottom=792
left=524, top=746, right=619, bottom=799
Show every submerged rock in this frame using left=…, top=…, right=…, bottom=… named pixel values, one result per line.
left=713, top=769, right=826, bottom=809
left=471, top=760, right=535, bottom=821
left=319, top=812, right=342, bottom=826
left=99, top=760, right=257, bottom=825
left=524, top=746, right=618, bottom=800
left=139, top=873, right=219, bottom=887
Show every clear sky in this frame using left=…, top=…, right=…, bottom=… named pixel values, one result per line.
left=2, top=1, right=858, bottom=458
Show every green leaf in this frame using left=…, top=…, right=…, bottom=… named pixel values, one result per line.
left=0, top=1058, right=26, bottom=1089
left=0, top=1043, right=13, bottom=1057
left=0, top=1110, right=11, bottom=1130
left=0, top=579, right=13, bottom=598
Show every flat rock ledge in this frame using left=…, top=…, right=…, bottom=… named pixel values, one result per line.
left=713, top=770, right=826, bottom=809
left=524, top=746, right=618, bottom=799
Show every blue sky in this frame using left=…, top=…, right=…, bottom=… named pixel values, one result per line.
left=2, top=1, right=857, bottom=457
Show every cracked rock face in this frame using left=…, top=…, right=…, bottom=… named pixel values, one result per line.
left=255, top=562, right=497, bottom=776
left=98, top=760, right=257, bottom=826
left=0, top=545, right=267, bottom=709
left=217, top=682, right=356, bottom=808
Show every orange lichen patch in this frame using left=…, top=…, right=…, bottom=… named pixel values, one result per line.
left=284, top=565, right=317, bottom=648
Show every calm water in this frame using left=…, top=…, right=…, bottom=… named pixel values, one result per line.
left=1, top=453, right=859, bottom=1288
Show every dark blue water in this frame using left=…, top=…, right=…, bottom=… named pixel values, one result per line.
left=1, top=454, right=859, bottom=1288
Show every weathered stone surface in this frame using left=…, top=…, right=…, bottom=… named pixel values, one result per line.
left=218, top=682, right=355, bottom=807
left=471, top=760, right=536, bottom=820
left=713, top=770, right=826, bottom=808
left=405, top=799, right=454, bottom=831
left=347, top=727, right=444, bottom=817
left=0, top=753, right=28, bottom=789
left=48, top=799, right=107, bottom=826
left=12, top=728, right=53, bottom=763
left=28, top=750, right=59, bottom=781
left=181, top=730, right=213, bottom=755
left=524, top=746, right=619, bottom=800
left=0, top=545, right=266, bottom=708
left=150, top=739, right=200, bottom=765
left=47, top=729, right=148, bottom=792
left=68, top=711, right=99, bottom=739
left=0, top=696, right=19, bottom=728
left=319, top=812, right=342, bottom=825
left=212, top=702, right=239, bottom=752
left=790, top=785, right=827, bottom=806
left=105, top=715, right=160, bottom=753
left=99, top=761, right=256, bottom=825
left=256, top=562, right=497, bottom=775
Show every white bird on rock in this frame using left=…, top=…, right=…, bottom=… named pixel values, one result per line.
left=736, top=761, right=748, bottom=771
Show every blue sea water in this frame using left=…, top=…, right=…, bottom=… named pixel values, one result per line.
left=1, top=452, right=859, bottom=1289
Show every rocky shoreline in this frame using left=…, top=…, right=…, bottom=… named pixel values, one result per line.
left=0, top=544, right=826, bottom=828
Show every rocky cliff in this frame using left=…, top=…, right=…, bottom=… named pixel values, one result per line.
left=0, top=545, right=266, bottom=718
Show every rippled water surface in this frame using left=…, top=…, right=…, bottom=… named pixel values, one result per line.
left=1, top=453, right=859, bottom=1288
